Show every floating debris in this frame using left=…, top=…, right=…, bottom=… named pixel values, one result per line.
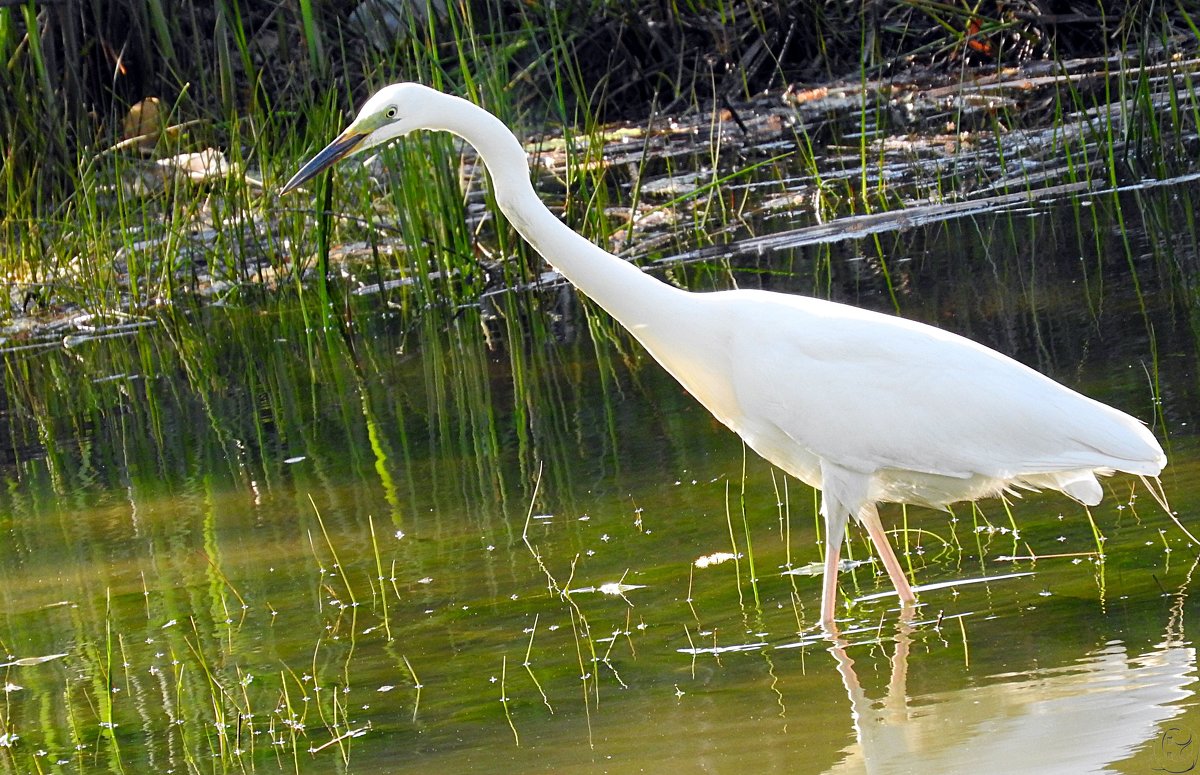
left=599, top=581, right=644, bottom=596
left=307, top=724, right=371, bottom=754
left=677, top=641, right=767, bottom=655
left=0, top=653, right=68, bottom=668
left=775, top=634, right=834, bottom=650
left=783, top=557, right=875, bottom=577
left=853, top=572, right=1035, bottom=602
left=567, top=581, right=647, bottom=597
left=694, top=552, right=739, bottom=568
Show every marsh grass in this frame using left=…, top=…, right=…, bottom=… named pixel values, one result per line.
left=2, top=5, right=1200, bottom=768
left=1, top=1, right=1196, bottom=343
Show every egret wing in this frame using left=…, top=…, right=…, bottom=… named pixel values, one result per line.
left=721, top=292, right=1160, bottom=481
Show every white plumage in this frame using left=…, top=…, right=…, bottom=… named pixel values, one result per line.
left=283, top=83, right=1166, bottom=627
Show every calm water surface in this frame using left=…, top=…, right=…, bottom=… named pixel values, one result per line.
left=3, top=148, right=1200, bottom=772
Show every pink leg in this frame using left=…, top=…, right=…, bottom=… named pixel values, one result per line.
left=820, top=513, right=848, bottom=628
left=821, top=533, right=843, bottom=628
left=860, top=504, right=916, bottom=608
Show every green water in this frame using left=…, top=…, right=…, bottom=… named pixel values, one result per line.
left=3, top=167, right=1200, bottom=772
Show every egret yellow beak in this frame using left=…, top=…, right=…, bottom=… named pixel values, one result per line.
left=280, top=128, right=368, bottom=195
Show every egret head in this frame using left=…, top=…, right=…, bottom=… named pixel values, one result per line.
left=280, top=83, right=440, bottom=194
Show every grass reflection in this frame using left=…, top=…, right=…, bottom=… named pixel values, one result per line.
left=1, top=167, right=1199, bottom=773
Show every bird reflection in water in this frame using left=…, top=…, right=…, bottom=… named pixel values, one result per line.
left=824, top=559, right=1198, bottom=774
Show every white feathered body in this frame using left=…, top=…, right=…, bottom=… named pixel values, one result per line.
left=629, top=289, right=1164, bottom=514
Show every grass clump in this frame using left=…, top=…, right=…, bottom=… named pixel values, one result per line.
left=0, top=0, right=1197, bottom=338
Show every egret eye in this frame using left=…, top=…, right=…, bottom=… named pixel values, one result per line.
left=385, top=107, right=398, bottom=119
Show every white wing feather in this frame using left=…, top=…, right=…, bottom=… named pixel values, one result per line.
left=687, top=291, right=1163, bottom=500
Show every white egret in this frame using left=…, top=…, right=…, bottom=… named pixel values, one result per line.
left=281, top=83, right=1167, bottom=627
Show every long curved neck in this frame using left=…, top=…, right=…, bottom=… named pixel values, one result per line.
left=428, top=94, right=685, bottom=331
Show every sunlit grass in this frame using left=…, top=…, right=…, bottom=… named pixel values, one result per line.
left=1, top=3, right=1196, bottom=337
left=1, top=6, right=1199, bottom=771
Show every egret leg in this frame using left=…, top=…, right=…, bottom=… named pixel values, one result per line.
left=860, top=504, right=916, bottom=608
left=820, top=535, right=842, bottom=627
left=820, top=512, right=848, bottom=628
